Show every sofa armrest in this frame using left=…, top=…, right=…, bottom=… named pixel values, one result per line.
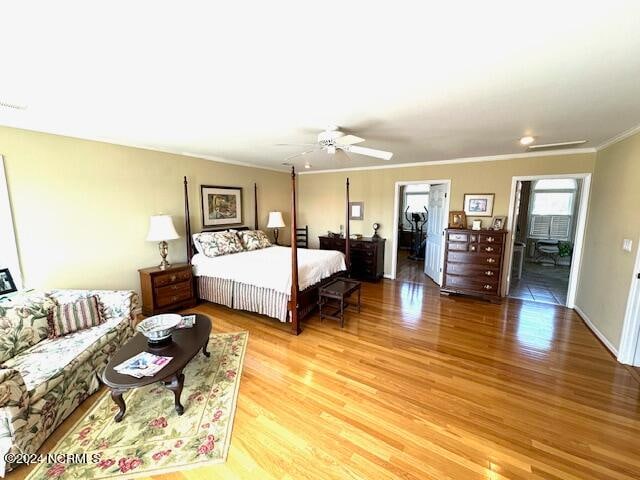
left=0, top=368, right=29, bottom=440
left=47, top=290, right=139, bottom=326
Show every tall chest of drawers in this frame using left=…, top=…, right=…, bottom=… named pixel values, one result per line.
left=441, top=229, right=507, bottom=301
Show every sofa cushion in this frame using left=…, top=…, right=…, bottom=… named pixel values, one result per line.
left=2, top=316, right=126, bottom=402
left=50, top=296, right=103, bottom=337
left=0, top=292, right=55, bottom=364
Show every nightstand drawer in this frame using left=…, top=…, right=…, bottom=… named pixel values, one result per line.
left=154, top=269, right=192, bottom=287
left=156, top=284, right=193, bottom=308
left=156, top=280, right=192, bottom=297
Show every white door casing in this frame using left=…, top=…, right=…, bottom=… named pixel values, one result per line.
left=424, top=184, right=448, bottom=285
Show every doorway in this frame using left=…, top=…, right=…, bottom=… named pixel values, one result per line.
left=391, top=180, right=451, bottom=284
left=504, top=174, right=591, bottom=307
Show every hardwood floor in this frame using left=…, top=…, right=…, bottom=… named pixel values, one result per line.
left=396, top=249, right=432, bottom=284
left=9, top=280, right=640, bottom=480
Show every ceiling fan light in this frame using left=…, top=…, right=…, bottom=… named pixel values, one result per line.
left=326, top=146, right=336, bottom=154
left=519, top=135, right=535, bottom=146
left=304, top=162, right=311, bottom=169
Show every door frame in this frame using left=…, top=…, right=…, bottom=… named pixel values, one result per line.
left=618, top=238, right=640, bottom=365
left=390, top=179, right=451, bottom=282
left=503, top=173, right=592, bottom=308
left=0, top=155, right=23, bottom=289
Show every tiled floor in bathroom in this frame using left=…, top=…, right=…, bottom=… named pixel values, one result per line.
left=509, top=260, right=570, bottom=305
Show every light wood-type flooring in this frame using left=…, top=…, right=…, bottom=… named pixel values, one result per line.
left=9, top=279, right=640, bottom=480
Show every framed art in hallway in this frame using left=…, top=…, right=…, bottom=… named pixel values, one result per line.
left=463, top=193, right=495, bottom=217
left=200, top=185, right=243, bottom=227
left=0, top=268, right=17, bottom=295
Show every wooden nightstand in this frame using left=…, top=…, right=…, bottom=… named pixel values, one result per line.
left=138, top=263, right=196, bottom=316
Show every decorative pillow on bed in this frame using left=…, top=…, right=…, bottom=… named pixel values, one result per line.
left=238, top=230, right=272, bottom=251
left=193, top=232, right=216, bottom=255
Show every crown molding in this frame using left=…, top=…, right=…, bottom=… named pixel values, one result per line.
left=596, top=122, right=640, bottom=151
left=299, top=148, right=596, bottom=175
left=0, top=124, right=288, bottom=174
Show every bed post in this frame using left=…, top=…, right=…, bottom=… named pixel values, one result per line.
left=184, top=176, right=193, bottom=263
left=254, top=182, right=259, bottom=230
left=345, top=177, right=351, bottom=276
left=289, top=167, right=301, bottom=335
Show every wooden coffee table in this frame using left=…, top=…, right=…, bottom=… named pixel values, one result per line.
left=102, top=313, right=211, bottom=422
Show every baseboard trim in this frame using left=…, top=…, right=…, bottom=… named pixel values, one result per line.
left=574, top=305, right=619, bottom=357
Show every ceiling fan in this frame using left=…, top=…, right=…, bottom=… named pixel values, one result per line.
left=278, top=125, right=394, bottom=162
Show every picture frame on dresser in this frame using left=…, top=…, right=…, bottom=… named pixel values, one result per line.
left=200, top=185, right=243, bottom=227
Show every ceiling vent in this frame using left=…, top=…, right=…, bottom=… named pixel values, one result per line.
left=0, top=100, right=27, bottom=111
left=527, top=140, right=587, bottom=151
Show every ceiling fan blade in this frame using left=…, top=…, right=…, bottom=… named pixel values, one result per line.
left=275, top=143, right=317, bottom=147
left=335, top=134, right=365, bottom=146
left=283, top=149, right=318, bottom=162
left=344, top=145, right=393, bottom=160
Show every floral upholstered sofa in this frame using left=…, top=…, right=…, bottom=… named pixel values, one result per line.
left=0, top=289, right=138, bottom=472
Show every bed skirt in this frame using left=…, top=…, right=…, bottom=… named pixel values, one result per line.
left=197, top=276, right=290, bottom=322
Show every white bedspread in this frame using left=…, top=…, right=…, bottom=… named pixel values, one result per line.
left=192, top=246, right=346, bottom=294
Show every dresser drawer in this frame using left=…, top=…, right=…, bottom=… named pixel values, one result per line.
left=446, top=263, right=500, bottom=277
left=447, top=251, right=502, bottom=265
left=444, top=274, right=499, bottom=294
left=155, top=283, right=193, bottom=308
left=447, top=232, right=469, bottom=242
left=447, top=241, right=469, bottom=252
left=478, top=244, right=502, bottom=254
left=479, top=233, right=504, bottom=244
left=154, top=269, right=192, bottom=287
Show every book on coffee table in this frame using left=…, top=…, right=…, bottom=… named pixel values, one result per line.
left=114, top=352, right=172, bottom=378
left=176, top=314, right=196, bottom=329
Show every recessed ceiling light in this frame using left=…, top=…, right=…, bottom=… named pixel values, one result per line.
left=304, top=162, right=311, bottom=169
left=519, top=136, right=535, bottom=146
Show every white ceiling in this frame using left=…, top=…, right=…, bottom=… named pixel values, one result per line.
left=2, top=1, right=640, bottom=172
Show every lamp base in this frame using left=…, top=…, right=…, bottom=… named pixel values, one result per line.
left=273, top=228, right=280, bottom=246
left=158, top=241, right=171, bottom=270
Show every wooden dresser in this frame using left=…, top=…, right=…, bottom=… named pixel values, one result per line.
left=441, top=229, right=507, bottom=301
left=139, top=263, right=197, bottom=316
left=318, top=236, right=385, bottom=281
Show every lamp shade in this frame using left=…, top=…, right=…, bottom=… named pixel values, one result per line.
left=146, top=215, right=180, bottom=241
left=267, top=211, right=285, bottom=228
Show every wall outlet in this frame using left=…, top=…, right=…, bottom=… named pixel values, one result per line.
left=622, top=238, right=633, bottom=252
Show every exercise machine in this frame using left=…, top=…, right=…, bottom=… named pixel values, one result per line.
left=404, top=206, right=428, bottom=260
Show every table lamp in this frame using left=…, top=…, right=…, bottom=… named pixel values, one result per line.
left=267, top=211, right=285, bottom=245
left=146, top=215, right=180, bottom=269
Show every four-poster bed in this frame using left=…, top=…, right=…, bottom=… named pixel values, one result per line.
left=183, top=168, right=351, bottom=335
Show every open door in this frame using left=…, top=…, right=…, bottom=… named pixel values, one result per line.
left=424, top=184, right=447, bottom=285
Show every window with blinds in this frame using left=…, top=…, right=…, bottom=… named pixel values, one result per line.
left=528, top=179, right=577, bottom=241
left=529, top=215, right=572, bottom=240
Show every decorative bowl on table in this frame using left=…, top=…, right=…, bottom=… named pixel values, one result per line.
left=137, top=314, right=182, bottom=346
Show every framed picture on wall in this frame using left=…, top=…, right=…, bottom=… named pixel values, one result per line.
left=200, top=185, right=243, bottom=227
left=349, top=201, right=364, bottom=220
left=463, top=193, right=495, bottom=217
left=0, top=268, right=17, bottom=295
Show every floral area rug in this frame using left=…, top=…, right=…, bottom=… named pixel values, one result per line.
left=27, top=332, right=248, bottom=479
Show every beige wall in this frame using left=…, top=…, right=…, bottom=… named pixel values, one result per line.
left=576, top=132, right=640, bottom=349
left=0, top=126, right=290, bottom=292
left=298, top=152, right=596, bottom=275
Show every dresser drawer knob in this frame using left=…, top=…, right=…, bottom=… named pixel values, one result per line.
left=485, top=246, right=494, bottom=252
left=486, top=258, right=496, bottom=263
left=470, top=245, right=476, bottom=251
left=485, top=271, right=494, bottom=276
left=487, top=237, right=495, bottom=242
left=483, top=284, right=493, bottom=290
left=170, top=275, right=177, bottom=282
left=171, top=295, right=179, bottom=302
